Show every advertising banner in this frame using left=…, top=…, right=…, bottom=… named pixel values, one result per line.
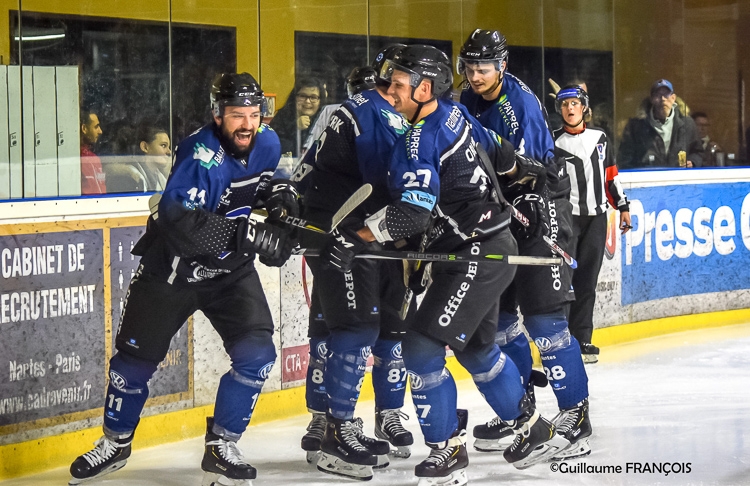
left=622, top=182, right=750, bottom=305
left=0, top=230, right=104, bottom=425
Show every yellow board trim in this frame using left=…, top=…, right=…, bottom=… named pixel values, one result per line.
left=1, top=308, right=748, bottom=479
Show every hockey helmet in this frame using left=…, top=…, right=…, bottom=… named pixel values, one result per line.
left=372, top=44, right=406, bottom=85
left=555, top=85, right=590, bottom=114
left=346, top=66, right=377, bottom=96
left=380, top=44, right=453, bottom=98
left=457, top=29, right=508, bottom=75
left=211, top=72, right=267, bottom=117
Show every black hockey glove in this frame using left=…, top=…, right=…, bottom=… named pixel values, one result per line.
left=243, top=219, right=295, bottom=267
left=262, top=179, right=300, bottom=224
left=511, top=193, right=550, bottom=240
left=321, top=218, right=367, bottom=273
left=510, top=153, right=547, bottom=191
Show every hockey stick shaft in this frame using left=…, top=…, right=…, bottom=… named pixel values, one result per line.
left=293, top=248, right=562, bottom=266
left=510, top=206, right=578, bottom=269
left=275, top=183, right=373, bottom=234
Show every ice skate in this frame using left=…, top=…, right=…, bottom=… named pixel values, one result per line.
left=473, top=370, right=547, bottom=452
left=503, top=404, right=568, bottom=469
left=551, top=398, right=592, bottom=460
left=69, top=433, right=132, bottom=484
left=301, top=412, right=326, bottom=464
left=352, top=417, right=391, bottom=468
left=375, top=408, right=414, bottom=458
left=580, top=343, right=599, bottom=364
left=472, top=415, right=515, bottom=452
left=317, top=416, right=377, bottom=480
left=201, top=418, right=256, bottom=486
left=414, top=409, right=469, bottom=486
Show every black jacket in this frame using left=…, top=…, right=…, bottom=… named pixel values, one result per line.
left=617, top=106, right=703, bottom=169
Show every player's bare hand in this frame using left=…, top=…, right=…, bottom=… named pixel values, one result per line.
left=620, top=211, right=632, bottom=234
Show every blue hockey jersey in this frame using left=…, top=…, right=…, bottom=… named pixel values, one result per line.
left=460, top=73, right=555, bottom=163
left=135, top=122, right=281, bottom=284
left=382, top=99, right=512, bottom=251
left=302, top=89, right=409, bottom=218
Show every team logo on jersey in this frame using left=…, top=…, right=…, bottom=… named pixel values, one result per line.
left=407, top=371, right=424, bottom=390
left=360, top=346, right=372, bottom=361
left=259, top=361, right=275, bottom=379
left=381, top=109, right=408, bottom=135
left=109, top=371, right=127, bottom=391
left=194, top=143, right=220, bottom=169
left=316, top=341, right=328, bottom=359
left=391, top=343, right=403, bottom=360
left=596, top=143, right=606, bottom=162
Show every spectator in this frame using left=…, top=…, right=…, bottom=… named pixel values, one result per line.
left=692, top=112, right=724, bottom=166
left=617, top=79, right=703, bottom=169
left=269, top=77, right=327, bottom=157
left=105, top=124, right=172, bottom=193
left=80, top=108, right=106, bottom=194
left=133, top=124, right=172, bottom=190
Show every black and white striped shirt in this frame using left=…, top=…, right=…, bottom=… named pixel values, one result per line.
left=553, top=126, right=629, bottom=217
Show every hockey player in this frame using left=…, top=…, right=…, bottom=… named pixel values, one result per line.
left=553, top=85, right=630, bottom=364
left=68, top=73, right=297, bottom=486
left=323, top=44, right=566, bottom=486
left=297, top=45, right=415, bottom=481
left=457, top=29, right=592, bottom=461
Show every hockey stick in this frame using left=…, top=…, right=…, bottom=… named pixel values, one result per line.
left=510, top=206, right=578, bottom=269
left=293, top=248, right=562, bottom=266
left=273, top=183, right=373, bottom=234
left=474, top=144, right=577, bottom=269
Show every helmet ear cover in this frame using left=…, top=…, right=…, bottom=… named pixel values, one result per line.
left=211, top=72, right=267, bottom=118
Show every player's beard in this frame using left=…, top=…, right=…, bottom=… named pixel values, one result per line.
left=219, top=125, right=254, bottom=159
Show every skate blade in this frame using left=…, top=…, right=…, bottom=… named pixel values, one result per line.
left=317, top=453, right=374, bottom=481
left=473, top=437, right=514, bottom=452
left=306, top=450, right=322, bottom=464
left=512, top=435, right=570, bottom=470
left=68, top=460, right=127, bottom=484
left=582, top=354, right=598, bottom=364
left=417, top=469, right=468, bottom=486
left=551, top=438, right=591, bottom=461
left=373, top=454, right=390, bottom=469
left=202, top=472, right=254, bottom=486
left=388, top=445, right=411, bottom=459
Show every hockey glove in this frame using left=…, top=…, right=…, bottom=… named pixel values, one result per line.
left=262, top=179, right=300, bottom=224
left=510, top=153, right=547, bottom=191
left=511, top=193, right=550, bottom=240
left=243, top=219, right=295, bottom=267
left=321, top=218, right=367, bottom=273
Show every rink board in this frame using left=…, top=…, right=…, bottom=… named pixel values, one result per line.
left=1, top=168, right=750, bottom=479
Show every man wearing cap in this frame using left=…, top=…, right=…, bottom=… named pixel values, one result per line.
left=618, top=79, right=703, bottom=169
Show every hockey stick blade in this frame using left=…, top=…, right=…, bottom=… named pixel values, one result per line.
left=278, top=184, right=373, bottom=234
left=293, top=248, right=562, bottom=266
left=510, top=206, right=578, bottom=269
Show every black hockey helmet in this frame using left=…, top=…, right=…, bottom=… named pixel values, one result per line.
left=457, top=29, right=508, bottom=75
left=346, top=66, right=377, bottom=96
left=555, top=85, right=590, bottom=114
left=380, top=44, right=453, bottom=98
left=372, top=43, right=406, bottom=85
left=211, top=72, right=267, bottom=117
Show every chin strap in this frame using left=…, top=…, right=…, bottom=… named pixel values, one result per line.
left=408, top=86, right=436, bottom=125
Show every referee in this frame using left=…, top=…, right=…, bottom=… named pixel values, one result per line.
left=552, top=85, right=631, bottom=363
